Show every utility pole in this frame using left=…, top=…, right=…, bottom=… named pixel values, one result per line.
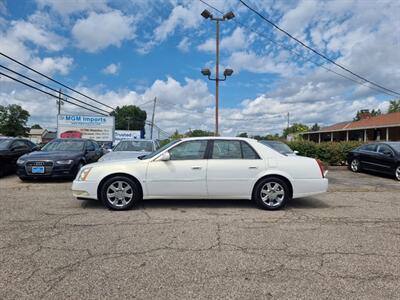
left=57, top=89, right=63, bottom=115
left=287, top=112, right=290, bottom=129
left=150, top=97, right=157, bottom=140
left=201, top=9, right=235, bottom=136
left=125, top=117, right=132, bottom=130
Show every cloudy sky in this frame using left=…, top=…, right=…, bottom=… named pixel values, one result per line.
left=0, top=0, right=399, bottom=137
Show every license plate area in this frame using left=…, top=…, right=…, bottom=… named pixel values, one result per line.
left=31, top=166, right=45, bottom=174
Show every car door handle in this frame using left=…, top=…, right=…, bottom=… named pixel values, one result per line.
left=248, top=166, right=258, bottom=169
left=191, top=166, right=202, bottom=170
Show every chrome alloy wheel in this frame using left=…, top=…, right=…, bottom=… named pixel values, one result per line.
left=106, top=180, right=134, bottom=208
left=351, top=159, right=360, bottom=172
left=396, top=166, right=400, bottom=181
left=260, top=182, right=285, bottom=207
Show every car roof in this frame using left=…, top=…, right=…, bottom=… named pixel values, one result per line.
left=118, top=139, right=155, bottom=142
left=180, top=136, right=256, bottom=142
left=52, top=138, right=90, bottom=142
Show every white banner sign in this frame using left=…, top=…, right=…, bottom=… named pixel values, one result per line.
left=114, top=130, right=141, bottom=144
left=57, top=114, right=115, bottom=142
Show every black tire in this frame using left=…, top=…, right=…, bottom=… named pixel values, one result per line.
left=349, top=158, right=361, bottom=172
left=253, top=177, right=291, bottom=210
left=100, top=176, right=140, bottom=210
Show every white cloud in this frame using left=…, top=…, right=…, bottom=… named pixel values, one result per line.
left=102, top=63, right=120, bottom=75
left=198, top=27, right=255, bottom=52
left=36, top=0, right=109, bottom=15
left=177, top=37, right=191, bottom=52
left=72, top=10, right=135, bottom=52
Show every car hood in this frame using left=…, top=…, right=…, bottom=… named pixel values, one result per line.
left=20, top=151, right=83, bottom=161
left=99, top=151, right=150, bottom=161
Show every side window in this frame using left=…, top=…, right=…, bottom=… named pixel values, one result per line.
left=361, top=144, right=377, bottom=152
left=169, top=140, right=207, bottom=160
left=11, top=140, right=28, bottom=149
left=212, top=140, right=242, bottom=159
left=241, top=142, right=260, bottom=159
left=92, top=141, right=100, bottom=150
left=378, top=144, right=393, bottom=155
left=86, top=141, right=95, bottom=151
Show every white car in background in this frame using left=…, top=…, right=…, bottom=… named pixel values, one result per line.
left=99, top=139, right=159, bottom=162
left=72, top=137, right=328, bottom=211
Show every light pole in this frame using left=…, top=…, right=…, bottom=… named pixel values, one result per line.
left=201, top=9, right=235, bottom=136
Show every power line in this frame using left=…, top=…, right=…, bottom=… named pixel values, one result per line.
left=238, top=0, right=400, bottom=97
left=0, top=71, right=108, bottom=116
left=198, top=0, right=399, bottom=97
left=0, top=51, right=116, bottom=110
left=0, top=64, right=112, bottom=115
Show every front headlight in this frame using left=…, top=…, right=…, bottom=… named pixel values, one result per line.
left=77, top=167, right=92, bottom=181
left=17, top=158, right=26, bottom=165
left=56, top=160, right=74, bottom=165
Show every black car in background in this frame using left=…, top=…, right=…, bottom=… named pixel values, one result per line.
left=0, top=138, right=37, bottom=177
left=347, top=142, right=400, bottom=181
left=17, top=139, right=103, bottom=180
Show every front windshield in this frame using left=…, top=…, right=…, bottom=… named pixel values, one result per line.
left=0, top=139, right=11, bottom=150
left=114, top=140, right=153, bottom=152
left=260, top=141, right=293, bottom=154
left=140, top=139, right=180, bottom=159
left=42, top=140, right=85, bottom=151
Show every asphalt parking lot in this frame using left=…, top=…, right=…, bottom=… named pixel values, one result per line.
left=0, top=168, right=399, bottom=299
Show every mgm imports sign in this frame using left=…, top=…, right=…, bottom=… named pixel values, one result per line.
left=57, top=114, right=115, bottom=142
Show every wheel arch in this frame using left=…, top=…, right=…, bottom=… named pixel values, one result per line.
left=252, top=173, right=293, bottom=200
left=97, top=173, right=143, bottom=200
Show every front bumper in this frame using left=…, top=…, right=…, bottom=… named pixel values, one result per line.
left=72, top=180, right=99, bottom=200
left=17, top=162, right=78, bottom=179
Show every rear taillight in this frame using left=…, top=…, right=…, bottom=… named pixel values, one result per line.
left=316, top=159, right=325, bottom=178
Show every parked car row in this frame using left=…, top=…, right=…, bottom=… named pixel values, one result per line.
left=0, top=137, right=160, bottom=179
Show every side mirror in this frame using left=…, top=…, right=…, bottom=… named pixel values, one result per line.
left=32, top=146, right=40, bottom=151
left=383, top=150, right=392, bottom=157
left=158, top=151, right=171, bottom=161
left=293, top=150, right=299, bottom=155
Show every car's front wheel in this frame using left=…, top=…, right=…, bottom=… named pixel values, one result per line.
left=100, top=176, right=140, bottom=210
left=395, top=165, right=400, bottom=181
left=350, top=158, right=361, bottom=172
left=253, top=177, right=291, bottom=210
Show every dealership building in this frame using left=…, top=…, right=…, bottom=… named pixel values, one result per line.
left=301, top=112, right=400, bottom=142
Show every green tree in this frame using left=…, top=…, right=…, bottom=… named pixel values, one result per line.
left=0, top=104, right=30, bottom=137
left=110, top=105, right=147, bottom=131
left=283, top=123, right=309, bottom=138
left=311, top=123, right=320, bottom=131
left=185, top=129, right=214, bottom=137
left=388, top=100, right=400, bottom=113
left=237, top=132, right=248, bottom=138
left=31, top=124, right=42, bottom=129
left=353, top=109, right=381, bottom=121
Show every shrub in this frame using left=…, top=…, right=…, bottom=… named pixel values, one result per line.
left=286, top=141, right=364, bottom=166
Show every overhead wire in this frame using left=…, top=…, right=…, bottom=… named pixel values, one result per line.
left=0, top=71, right=108, bottom=116
left=0, top=51, right=116, bottom=110
left=238, top=0, right=400, bottom=97
left=198, top=0, right=399, bottom=98
left=0, top=64, right=112, bottom=115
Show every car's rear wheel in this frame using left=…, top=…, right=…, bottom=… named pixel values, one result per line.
left=350, top=158, right=361, bottom=172
left=100, top=176, right=140, bottom=210
left=253, top=177, right=290, bottom=210
left=395, top=166, right=400, bottom=181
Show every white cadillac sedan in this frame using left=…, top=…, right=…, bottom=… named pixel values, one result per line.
left=72, top=137, right=328, bottom=211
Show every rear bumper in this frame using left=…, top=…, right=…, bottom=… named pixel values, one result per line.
left=72, top=180, right=98, bottom=200
left=292, top=178, right=328, bottom=198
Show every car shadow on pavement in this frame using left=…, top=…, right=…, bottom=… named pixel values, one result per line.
left=287, top=197, right=330, bottom=209
left=79, top=197, right=329, bottom=210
